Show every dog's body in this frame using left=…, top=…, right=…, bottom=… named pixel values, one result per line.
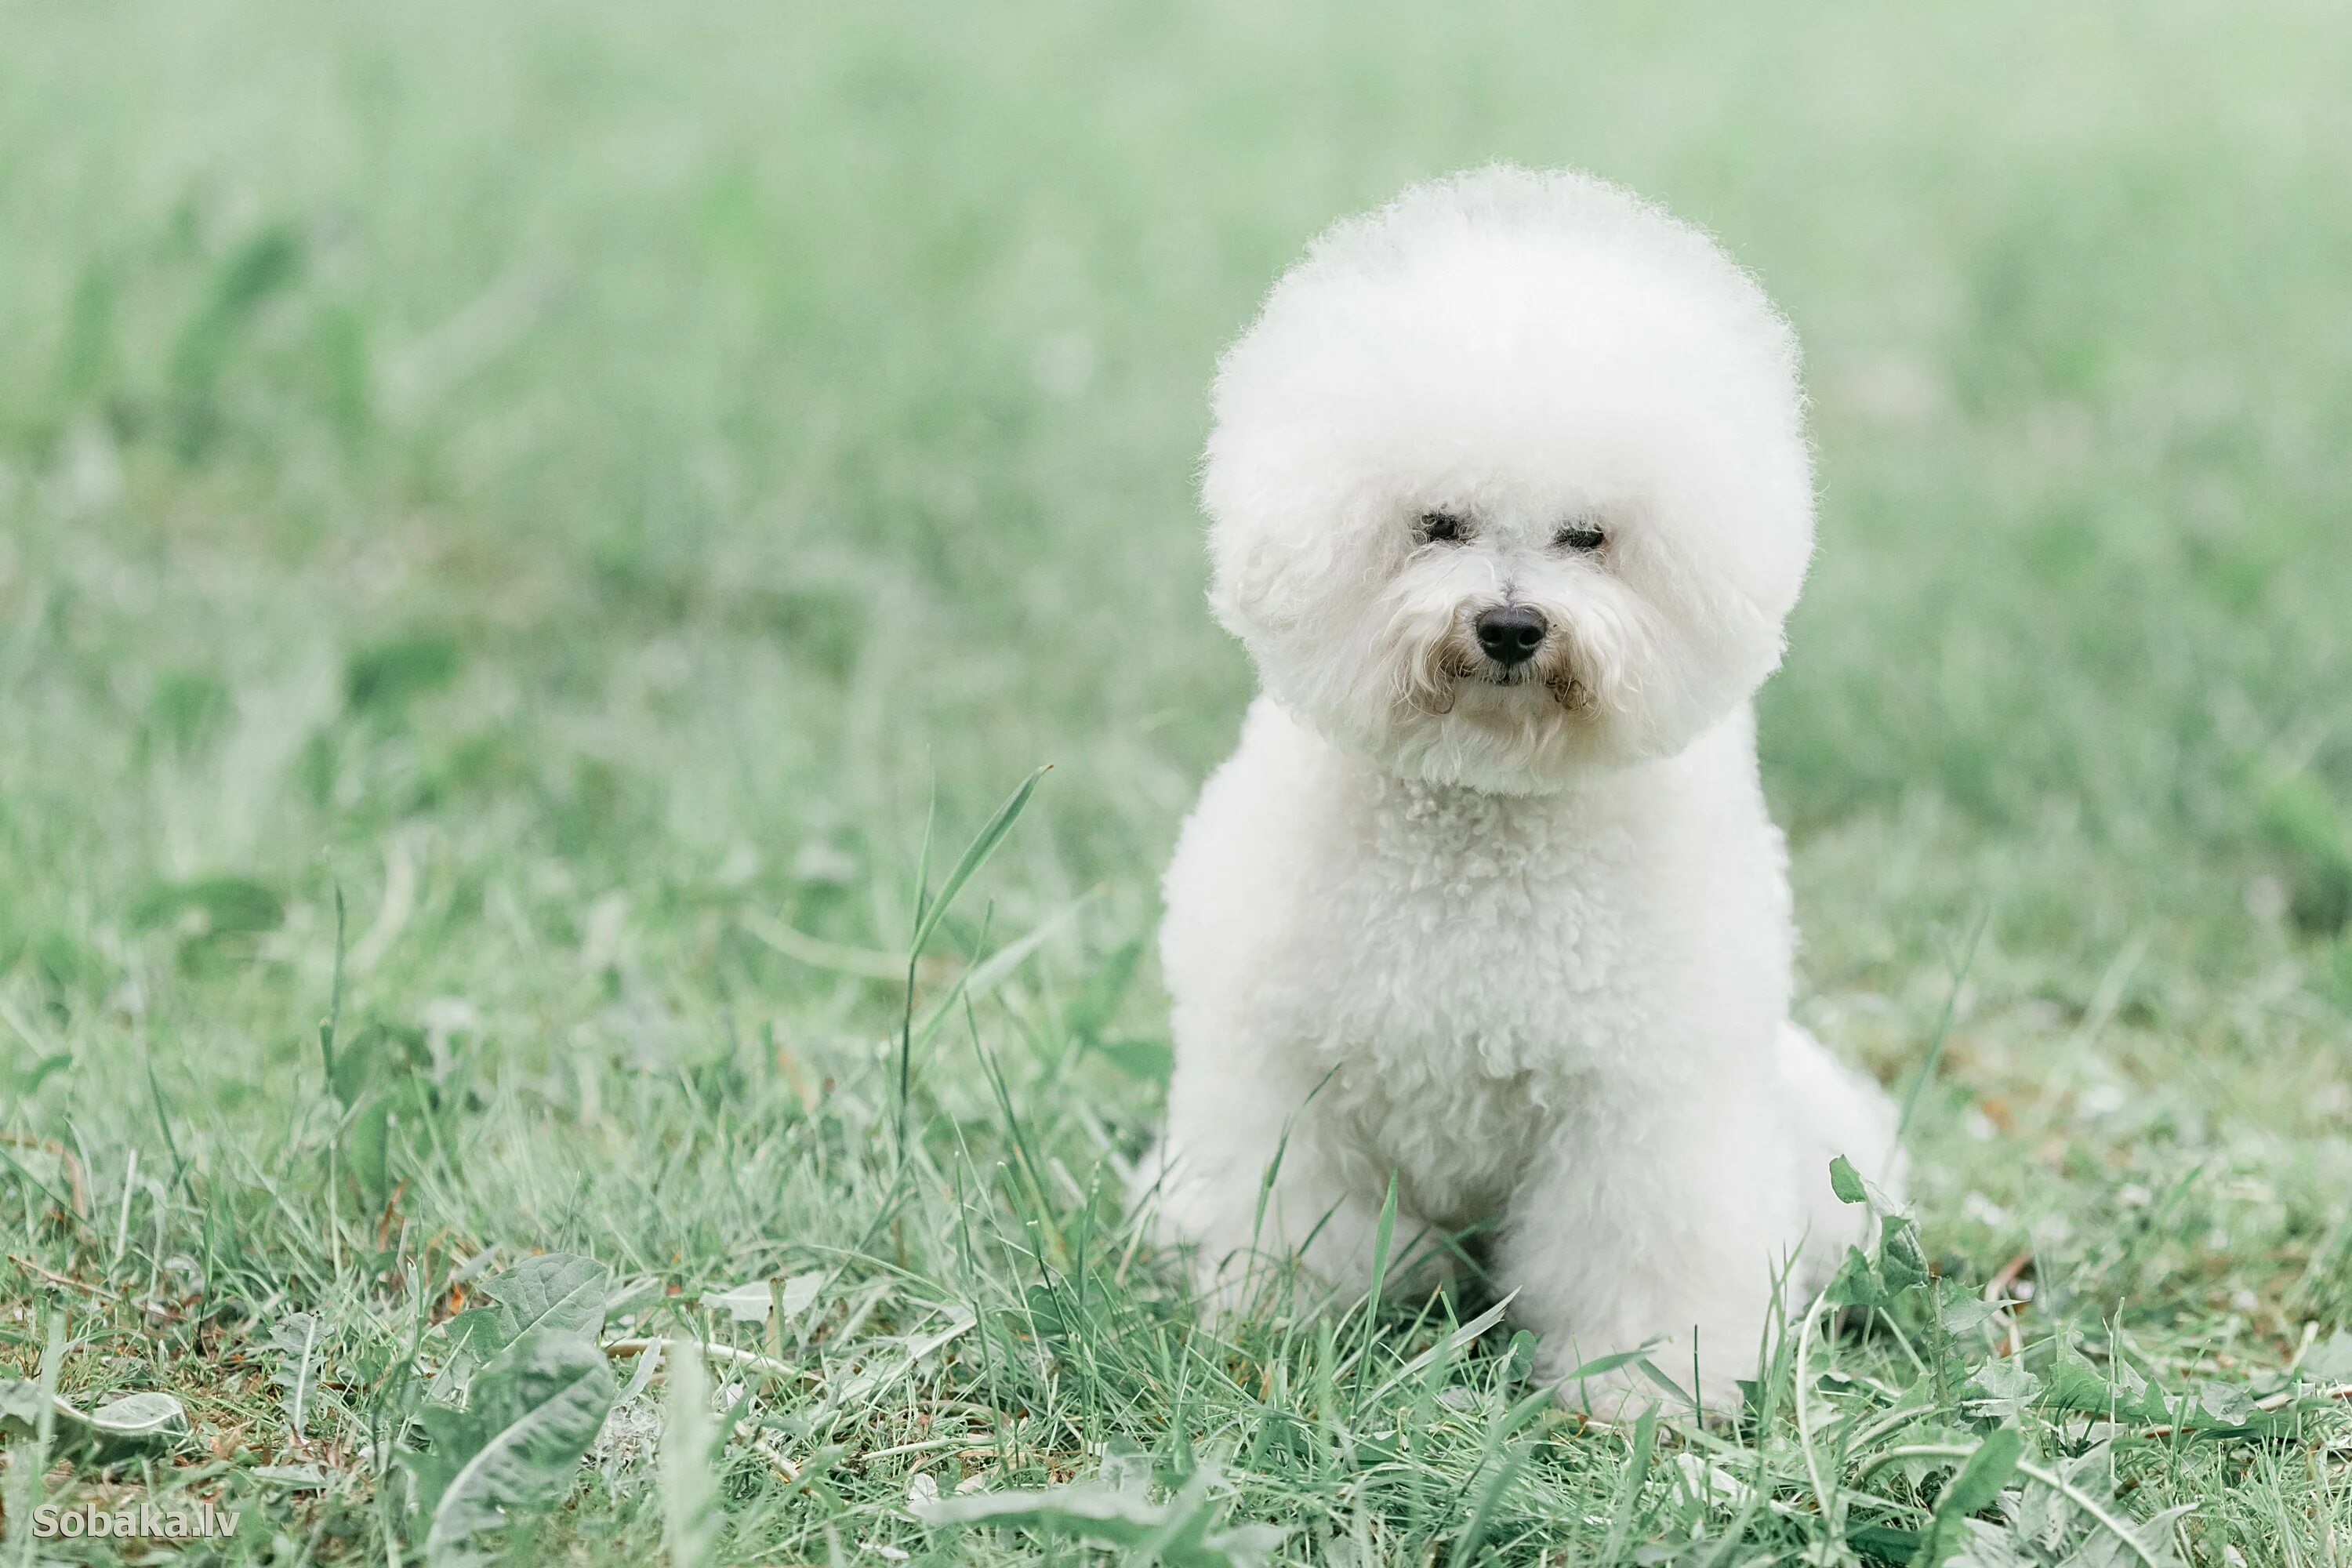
left=1147, top=167, right=1901, bottom=1408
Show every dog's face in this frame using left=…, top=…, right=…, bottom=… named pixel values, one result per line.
left=1202, top=169, right=1815, bottom=793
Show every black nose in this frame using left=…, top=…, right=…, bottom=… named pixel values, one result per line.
left=1474, top=604, right=1548, bottom=667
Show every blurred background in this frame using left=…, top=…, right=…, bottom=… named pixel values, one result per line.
left=7, top=3, right=2352, bottom=1559
left=4, top=0, right=2352, bottom=1397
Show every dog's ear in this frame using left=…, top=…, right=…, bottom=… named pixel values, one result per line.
left=1205, top=509, right=1330, bottom=644
left=1199, top=426, right=1377, bottom=649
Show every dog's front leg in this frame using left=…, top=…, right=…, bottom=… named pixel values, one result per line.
left=1145, top=1073, right=1445, bottom=1314
left=1493, top=1073, right=1811, bottom=1415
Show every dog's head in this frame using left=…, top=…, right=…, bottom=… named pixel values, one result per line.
left=1203, top=166, right=1813, bottom=792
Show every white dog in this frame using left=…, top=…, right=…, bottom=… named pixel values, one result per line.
left=1147, top=166, right=1902, bottom=1410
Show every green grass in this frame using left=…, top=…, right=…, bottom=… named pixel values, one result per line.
left=5, top=0, right=2352, bottom=1561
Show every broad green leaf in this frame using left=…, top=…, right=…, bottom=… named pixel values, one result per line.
left=2039, top=1356, right=2107, bottom=1410
left=480, top=1253, right=612, bottom=1350
left=1633, top=1353, right=1696, bottom=1408
left=702, top=1269, right=823, bottom=1324
left=1849, top=1525, right=1926, bottom=1563
left=426, top=1254, right=612, bottom=1406
left=1964, top=1357, right=2041, bottom=1421
left=0, top=1379, right=49, bottom=1431
left=252, top=1464, right=332, bottom=1489
left=771, top=1272, right=822, bottom=1321
left=1098, top=1446, right=1153, bottom=1494
left=0, top=1381, right=187, bottom=1458
left=2195, top=1380, right=2256, bottom=1426
left=1878, top=1216, right=1931, bottom=1292
left=2300, top=1328, right=2352, bottom=1384
left=89, top=1392, right=187, bottom=1440
left=702, top=1280, right=773, bottom=1323
left=1826, top=1245, right=1886, bottom=1310
left=270, top=1312, right=321, bottom=1437
left=1830, top=1154, right=1868, bottom=1204
left=604, top=1274, right=666, bottom=1325
left=2042, top=1352, right=2169, bottom=1422
left=425, top=1305, right=509, bottom=1403
left=1910, top=1427, right=2023, bottom=1567
left=2126, top=1503, right=2198, bottom=1566
left=408, top=1332, right=617, bottom=1563
left=913, top=1462, right=1282, bottom=1568
left=1933, top=1276, right=2002, bottom=1334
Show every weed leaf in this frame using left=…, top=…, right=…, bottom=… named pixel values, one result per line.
left=702, top=1270, right=823, bottom=1324
left=1909, top=1427, right=2023, bottom=1566
left=479, top=1253, right=613, bottom=1349
left=913, top=1460, right=1280, bottom=1567
left=1831, top=1154, right=1869, bottom=1204
left=271, top=1312, right=322, bottom=1439
left=407, top=1332, right=617, bottom=1563
left=0, top=1381, right=187, bottom=1459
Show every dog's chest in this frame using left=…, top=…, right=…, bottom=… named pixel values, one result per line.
left=1283, top=783, right=1655, bottom=1215
left=1300, top=782, right=1649, bottom=1063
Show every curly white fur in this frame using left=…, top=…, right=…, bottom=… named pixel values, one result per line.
left=1146, top=166, right=1904, bottom=1411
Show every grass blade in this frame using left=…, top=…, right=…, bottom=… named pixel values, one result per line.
left=896, top=765, right=1050, bottom=1151
left=908, top=765, right=1051, bottom=960
left=1895, top=907, right=1988, bottom=1141
left=662, top=1337, right=722, bottom=1568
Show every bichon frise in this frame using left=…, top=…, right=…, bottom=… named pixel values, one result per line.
left=1147, top=165, right=1903, bottom=1410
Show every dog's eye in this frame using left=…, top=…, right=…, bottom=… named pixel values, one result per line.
left=1554, top=522, right=1607, bottom=553
left=1417, top=511, right=1469, bottom=545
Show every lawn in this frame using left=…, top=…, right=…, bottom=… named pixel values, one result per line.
left=4, top=0, right=2352, bottom=1562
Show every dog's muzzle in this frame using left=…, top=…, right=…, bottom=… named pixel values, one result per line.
left=1473, top=604, right=1548, bottom=668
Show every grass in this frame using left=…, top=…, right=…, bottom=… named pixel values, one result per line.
left=4, top=0, right=2352, bottom=1560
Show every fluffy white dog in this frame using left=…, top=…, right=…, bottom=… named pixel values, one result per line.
left=1147, top=166, right=1903, bottom=1410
